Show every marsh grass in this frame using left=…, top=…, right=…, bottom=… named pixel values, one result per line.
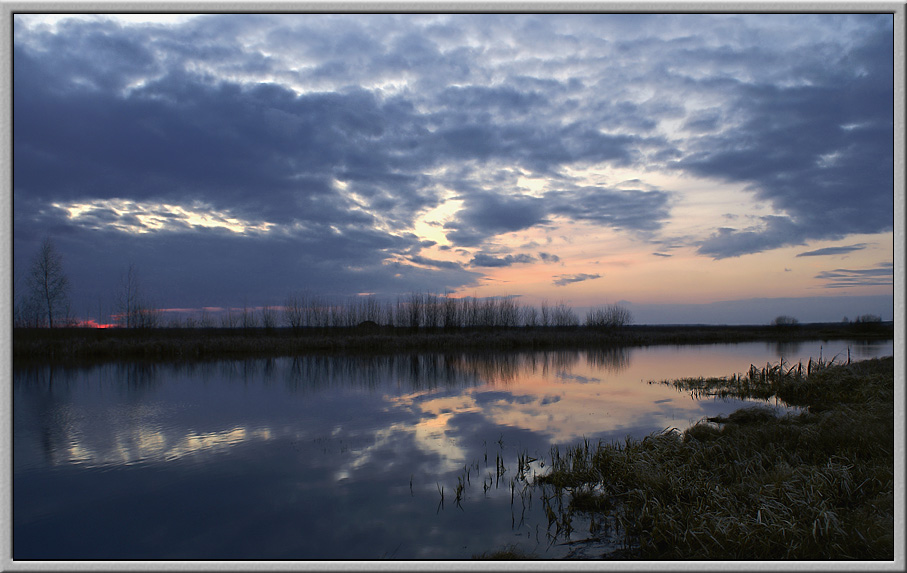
left=535, top=357, right=894, bottom=559
left=13, top=322, right=891, bottom=364
left=656, top=352, right=850, bottom=403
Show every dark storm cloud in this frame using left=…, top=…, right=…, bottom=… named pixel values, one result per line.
left=796, top=244, right=869, bottom=257
left=544, top=187, right=672, bottom=233
left=15, top=62, right=401, bottom=225
left=469, top=253, right=536, bottom=268
left=444, top=193, right=548, bottom=247
left=814, top=263, right=893, bottom=289
left=697, top=216, right=806, bottom=259
left=443, top=185, right=672, bottom=248
left=407, top=255, right=465, bottom=270
left=678, top=21, right=893, bottom=258
left=553, top=273, right=601, bottom=287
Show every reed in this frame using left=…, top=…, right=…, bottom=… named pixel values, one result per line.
left=536, top=357, right=894, bottom=559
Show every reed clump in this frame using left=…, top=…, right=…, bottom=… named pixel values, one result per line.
left=537, top=356, right=894, bottom=560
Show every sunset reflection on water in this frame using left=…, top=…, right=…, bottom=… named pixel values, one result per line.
left=13, top=339, right=893, bottom=559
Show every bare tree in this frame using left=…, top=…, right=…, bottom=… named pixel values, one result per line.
left=14, top=264, right=44, bottom=327
left=117, top=264, right=140, bottom=328
left=363, top=295, right=381, bottom=323
left=539, top=299, right=550, bottom=327
left=23, top=237, right=71, bottom=328
left=551, top=302, right=579, bottom=327
left=523, top=305, right=539, bottom=328
left=284, top=292, right=306, bottom=331
left=406, top=292, right=424, bottom=329
left=117, top=264, right=160, bottom=328
left=241, top=302, right=257, bottom=330
left=442, top=292, right=460, bottom=329
left=199, top=308, right=215, bottom=328
left=384, top=300, right=397, bottom=327
left=585, top=304, right=633, bottom=329
left=221, top=309, right=239, bottom=328
left=498, top=297, right=520, bottom=327
left=260, top=305, right=277, bottom=330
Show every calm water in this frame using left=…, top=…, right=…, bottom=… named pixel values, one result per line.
left=13, top=339, right=893, bottom=560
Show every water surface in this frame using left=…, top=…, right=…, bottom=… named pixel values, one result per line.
left=13, top=339, right=892, bottom=559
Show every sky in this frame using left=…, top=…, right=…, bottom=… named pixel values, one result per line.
left=11, top=12, right=897, bottom=325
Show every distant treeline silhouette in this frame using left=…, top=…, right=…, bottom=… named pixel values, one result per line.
left=96, top=291, right=632, bottom=331
left=280, top=291, right=609, bottom=330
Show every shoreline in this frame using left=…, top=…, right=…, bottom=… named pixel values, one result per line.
left=13, top=322, right=893, bottom=365
left=524, top=355, right=895, bottom=560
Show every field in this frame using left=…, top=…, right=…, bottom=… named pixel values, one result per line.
left=12, top=321, right=893, bottom=364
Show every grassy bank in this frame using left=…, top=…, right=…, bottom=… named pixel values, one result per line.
left=13, top=321, right=893, bottom=364
left=533, top=356, right=895, bottom=560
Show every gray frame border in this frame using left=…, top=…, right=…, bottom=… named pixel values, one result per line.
left=1, top=3, right=903, bottom=571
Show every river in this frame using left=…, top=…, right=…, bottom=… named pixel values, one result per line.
left=13, top=339, right=893, bottom=559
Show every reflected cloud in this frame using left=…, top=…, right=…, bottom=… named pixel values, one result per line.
left=14, top=340, right=890, bottom=475
left=555, top=372, right=601, bottom=384
left=46, top=421, right=274, bottom=469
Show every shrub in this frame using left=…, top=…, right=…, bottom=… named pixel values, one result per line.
left=854, top=314, right=882, bottom=323
left=771, top=315, right=799, bottom=327
left=585, top=304, right=632, bottom=328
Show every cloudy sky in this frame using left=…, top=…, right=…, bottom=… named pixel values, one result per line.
left=12, top=12, right=895, bottom=324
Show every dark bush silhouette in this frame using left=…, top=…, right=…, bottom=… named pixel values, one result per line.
left=771, top=315, right=799, bottom=327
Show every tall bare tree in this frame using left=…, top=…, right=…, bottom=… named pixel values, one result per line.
left=117, top=264, right=160, bottom=328
left=23, top=237, right=71, bottom=328
left=117, top=264, right=141, bottom=328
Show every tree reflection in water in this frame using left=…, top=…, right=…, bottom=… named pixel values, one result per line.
left=12, top=339, right=892, bottom=559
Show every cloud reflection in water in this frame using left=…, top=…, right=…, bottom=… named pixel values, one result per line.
left=13, top=340, right=893, bottom=559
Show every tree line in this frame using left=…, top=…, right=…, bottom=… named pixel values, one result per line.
left=280, top=291, right=631, bottom=330
left=14, top=237, right=635, bottom=331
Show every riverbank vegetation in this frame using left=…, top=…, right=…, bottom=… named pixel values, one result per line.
left=531, top=355, right=894, bottom=560
left=12, top=320, right=893, bottom=364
